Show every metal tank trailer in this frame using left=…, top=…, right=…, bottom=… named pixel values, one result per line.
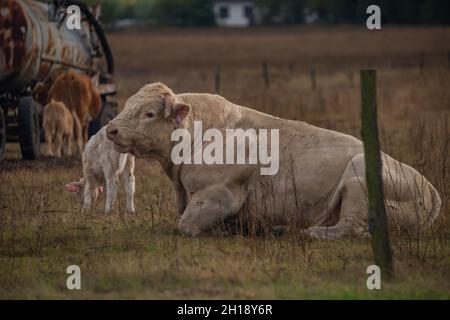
left=0, top=0, right=118, bottom=160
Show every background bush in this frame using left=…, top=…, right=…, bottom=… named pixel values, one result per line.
left=72, top=0, right=450, bottom=26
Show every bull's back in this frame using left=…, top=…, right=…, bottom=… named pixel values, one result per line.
left=279, top=121, right=362, bottom=195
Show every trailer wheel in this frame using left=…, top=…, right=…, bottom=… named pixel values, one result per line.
left=18, top=96, right=40, bottom=160
left=0, top=108, right=6, bottom=161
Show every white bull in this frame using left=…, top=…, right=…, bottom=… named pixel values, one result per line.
left=106, top=82, right=441, bottom=239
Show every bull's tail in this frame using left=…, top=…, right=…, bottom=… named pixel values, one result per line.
left=72, top=111, right=83, bottom=156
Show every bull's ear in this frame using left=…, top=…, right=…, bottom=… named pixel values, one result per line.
left=164, top=95, right=190, bottom=125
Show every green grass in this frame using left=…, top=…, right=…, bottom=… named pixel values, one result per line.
left=1, top=27, right=450, bottom=299
left=0, top=160, right=449, bottom=299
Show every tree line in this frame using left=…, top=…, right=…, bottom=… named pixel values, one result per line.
left=84, top=0, right=449, bottom=26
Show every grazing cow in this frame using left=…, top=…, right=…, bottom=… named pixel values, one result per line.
left=106, top=82, right=441, bottom=239
left=65, top=127, right=135, bottom=214
left=48, top=70, right=101, bottom=148
left=43, top=100, right=82, bottom=157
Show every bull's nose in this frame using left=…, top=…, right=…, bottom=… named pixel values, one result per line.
left=106, top=125, right=118, bottom=140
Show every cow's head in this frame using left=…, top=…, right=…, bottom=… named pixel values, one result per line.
left=106, top=82, right=190, bottom=157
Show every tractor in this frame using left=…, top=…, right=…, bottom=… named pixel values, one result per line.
left=0, top=0, right=118, bottom=160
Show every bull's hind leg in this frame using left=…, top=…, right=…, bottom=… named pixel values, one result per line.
left=306, top=177, right=369, bottom=240
left=305, top=154, right=369, bottom=240
left=178, top=185, right=246, bottom=236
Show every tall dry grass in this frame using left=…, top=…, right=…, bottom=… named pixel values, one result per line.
left=109, top=25, right=450, bottom=233
left=110, top=26, right=450, bottom=269
left=0, top=26, right=449, bottom=298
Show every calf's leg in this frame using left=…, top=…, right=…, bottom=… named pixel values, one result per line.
left=45, top=131, right=54, bottom=156
left=82, top=180, right=95, bottom=213
left=82, top=124, right=88, bottom=146
left=72, top=114, right=83, bottom=155
left=103, top=167, right=118, bottom=214
left=54, top=133, right=63, bottom=158
left=64, top=134, right=72, bottom=156
left=121, top=156, right=136, bottom=214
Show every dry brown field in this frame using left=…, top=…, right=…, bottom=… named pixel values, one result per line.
left=1, top=26, right=449, bottom=298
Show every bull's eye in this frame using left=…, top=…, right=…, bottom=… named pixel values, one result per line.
left=145, top=112, right=155, bottom=118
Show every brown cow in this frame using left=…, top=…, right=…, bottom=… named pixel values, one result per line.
left=43, top=100, right=82, bottom=157
left=48, top=70, right=101, bottom=147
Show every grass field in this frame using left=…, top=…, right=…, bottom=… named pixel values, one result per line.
left=0, top=26, right=449, bottom=299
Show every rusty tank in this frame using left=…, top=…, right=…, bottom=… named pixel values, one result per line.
left=0, top=0, right=117, bottom=160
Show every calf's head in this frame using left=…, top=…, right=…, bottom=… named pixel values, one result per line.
left=106, top=82, right=190, bottom=157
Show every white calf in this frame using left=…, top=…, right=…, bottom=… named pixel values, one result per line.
left=65, top=127, right=135, bottom=214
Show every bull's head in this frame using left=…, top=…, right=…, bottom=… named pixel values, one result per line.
left=106, top=82, right=190, bottom=158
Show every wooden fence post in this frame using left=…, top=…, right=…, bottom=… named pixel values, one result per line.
left=262, top=61, right=270, bottom=89
left=215, top=65, right=221, bottom=94
left=360, top=69, right=393, bottom=278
